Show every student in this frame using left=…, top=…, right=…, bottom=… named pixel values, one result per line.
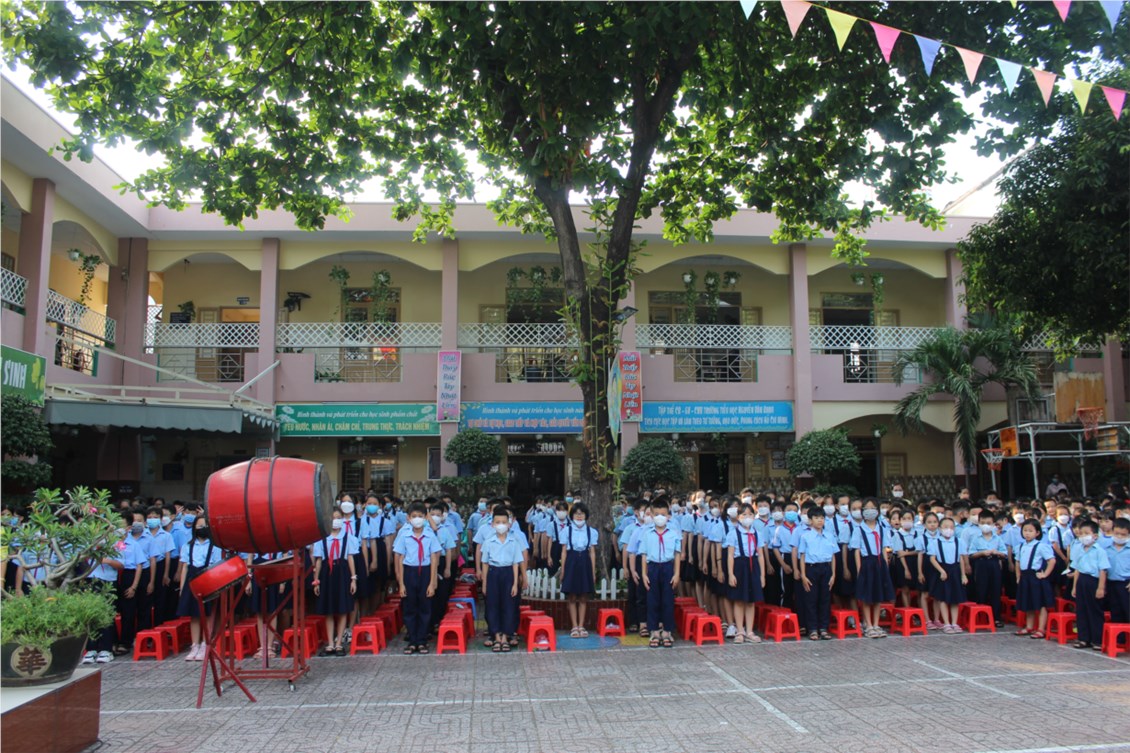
left=771, top=501, right=800, bottom=619
left=145, top=506, right=177, bottom=624
left=1049, top=505, right=1075, bottom=594
left=547, top=499, right=571, bottom=577
left=360, top=494, right=392, bottom=611
left=559, top=502, right=599, bottom=638
left=393, top=502, right=442, bottom=654
left=726, top=501, right=765, bottom=643
left=928, top=518, right=967, bottom=634
left=176, top=516, right=224, bottom=661
left=850, top=499, right=894, bottom=638
left=480, top=506, right=523, bottom=652
left=716, top=496, right=740, bottom=636
left=835, top=498, right=862, bottom=612
left=967, top=510, right=1009, bottom=626
left=621, top=499, right=649, bottom=635
left=83, top=535, right=124, bottom=664
left=891, top=510, right=921, bottom=608
left=918, top=512, right=944, bottom=628
left=311, top=509, right=360, bottom=656
left=1069, top=519, right=1110, bottom=650
left=1101, top=519, right=1129, bottom=646
left=116, top=517, right=156, bottom=655
left=1014, top=518, right=1056, bottom=638
left=426, top=501, right=458, bottom=635
left=246, top=548, right=291, bottom=659
left=640, top=497, right=681, bottom=647
left=797, top=505, right=837, bottom=641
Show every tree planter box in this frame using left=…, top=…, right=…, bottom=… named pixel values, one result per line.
left=522, top=597, right=628, bottom=633
left=1, top=667, right=101, bottom=753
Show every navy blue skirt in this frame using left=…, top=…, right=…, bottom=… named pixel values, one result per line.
left=928, top=561, right=966, bottom=605
left=892, top=553, right=920, bottom=590
left=177, top=565, right=213, bottom=618
left=855, top=555, right=895, bottom=604
left=1016, top=570, right=1055, bottom=612
left=835, top=552, right=857, bottom=598
left=729, top=556, right=764, bottom=604
left=314, top=558, right=355, bottom=616
left=561, top=548, right=594, bottom=595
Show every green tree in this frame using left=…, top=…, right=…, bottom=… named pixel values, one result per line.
left=892, top=327, right=1041, bottom=482
left=1, top=395, right=54, bottom=500
left=959, top=105, right=1130, bottom=351
left=786, top=429, right=861, bottom=486
left=622, top=439, right=687, bottom=491
left=441, top=428, right=506, bottom=501
left=5, top=1, right=1122, bottom=543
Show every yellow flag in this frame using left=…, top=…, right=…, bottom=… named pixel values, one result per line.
left=825, top=8, right=858, bottom=51
left=1071, top=79, right=1093, bottom=113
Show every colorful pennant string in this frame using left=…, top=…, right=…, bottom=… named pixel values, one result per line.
left=1052, top=0, right=1072, bottom=21
left=1030, top=68, right=1058, bottom=106
left=996, top=58, right=1023, bottom=93
left=955, top=47, right=984, bottom=84
left=870, top=22, right=900, bottom=64
left=740, top=0, right=758, bottom=20
left=781, top=0, right=811, bottom=37
left=1101, top=86, right=1126, bottom=121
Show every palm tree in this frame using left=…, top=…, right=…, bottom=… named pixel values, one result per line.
left=892, top=326, right=1041, bottom=485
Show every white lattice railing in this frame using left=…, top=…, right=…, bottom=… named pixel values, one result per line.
left=1021, top=333, right=1103, bottom=354
left=637, top=324, right=793, bottom=352
left=45, top=290, right=116, bottom=344
left=2, top=268, right=28, bottom=309
left=809, top=325, right=941, bottom=351
left=458, top=322, right=578, bottom=349
left=151, top=322, right=260, bottom=348
left=277, top=321, right=441, bottom=349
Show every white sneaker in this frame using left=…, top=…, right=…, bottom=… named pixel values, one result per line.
left=191, top=643, right=207, bottom=661
left=725, top=624, right=738, bottom=638
left=185, top=643, right=197, bottom=661
left=82, top=651, right=96, bottom=665
left=95, top=651, right=114, bottom=664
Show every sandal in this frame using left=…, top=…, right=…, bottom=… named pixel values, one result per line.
left=319, top=645, right=332, bottom=657
left=500, top=642, right=511, bottom=652
left=734, top=633, right=745, bottom=644
left=1029, top=631, right=1045, bottom=639
left=1015, top=628, right=1031, bottom=636
left=661, top=635, right=673, bottom=647
left=819, top=631, right=832, bottom=641
left=1073, top=641, right=1091, bottom=649
left=578, top=628, right=589, bottom=638
left=417, top=644, right=430, bottom=655
left=640, top=627, right=650, bottom=638
left=492, top=642, right=502, bottom=652
left=335, top=645, right=346, bottom=656
left=570, top=627, right=581, bottom=638
left=508, top=636, right=519, bottom=647
left=746, top=633, right=762, bottom=644
left=648, top=636, right=660, bottom=648
left=809, top=631, right=820, bottom=641
left=484, top=639, right=494, bottom=649
left=403, top=645, right=416, bottom=655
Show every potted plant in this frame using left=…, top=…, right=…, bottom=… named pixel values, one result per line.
left=0, top=486, right=119, bottom=686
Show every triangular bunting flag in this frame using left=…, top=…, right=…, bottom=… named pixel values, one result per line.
left=1031, top=68, right=1057, bottom=105
left=996, top=58, right=1022, bottom=93
left=1099, top=1, right=1122, bottom=29
left=825, top=8, right=857, bottom=50
left=915, top=35, right=942, bottom=76
left=1052, top=0, right=1071, bottom=21
left=740, top=0, right=757, bottom=19
left=1101, top=85, right=1126, bottom=120
left=870, top=22, right=900, bottom=64
left=956, top=47, right=984, bottom=84
left=1071, top=79, right=1093, bottom=113
left=1008, top=0, right=1017, bottom=7
left=781, top=0, right=812, bottom=37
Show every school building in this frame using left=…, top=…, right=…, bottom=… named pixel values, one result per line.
left=2, top=78, right=1127, bottom=504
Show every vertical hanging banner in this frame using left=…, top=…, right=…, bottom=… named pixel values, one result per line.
left=607, top=355, right=622, bottom=443
left=619, top=351, right=642, bottom=423
left=436, top=350, right=462, bottom=422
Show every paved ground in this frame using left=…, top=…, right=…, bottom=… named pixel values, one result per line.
left=89, top=630, right=1130, bottom=753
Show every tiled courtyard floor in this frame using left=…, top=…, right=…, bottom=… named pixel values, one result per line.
left=89, top=630, right=1130, bottom=753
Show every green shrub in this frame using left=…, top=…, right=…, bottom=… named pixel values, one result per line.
left=1, top=585, right=117, bottom=650
left=622, top=438, right=687, bottom=490
left=443, top=428, right=501, bottom=473
left=786, top=429, right=861, bottom=483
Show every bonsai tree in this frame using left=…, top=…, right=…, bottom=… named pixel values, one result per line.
left=622, top=439, right=687, bottom=491
left=1, top=395, right=54, bottom=502
left=441, top=428, right=506, bottom=501
left=786, top=429, right=861, bottom=488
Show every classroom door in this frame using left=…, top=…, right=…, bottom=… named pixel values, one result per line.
left=507, top=456, right=565, bottom=512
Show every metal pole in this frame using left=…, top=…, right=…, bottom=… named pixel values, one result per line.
left=1078, top=432, right=1087, bottom=496
left=1028, top=425, right=1039, bottom=497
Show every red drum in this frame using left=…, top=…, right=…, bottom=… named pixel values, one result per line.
left=189, top=556, right=249, bottom=602
left=204, top=457, right=332, bottom=553
left=252, top=556, right=297, bottom=587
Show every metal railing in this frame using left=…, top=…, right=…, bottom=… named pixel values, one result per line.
left=150, top=322, right=260, bottom=382
left=45, top=290, right=116, bottom=345
left=459, top=322, right=578, bottom=383
left=1, top=268, right=27, bottom=311
left=276, top=321, right=440, bottom=383
left=636, top=324, right=792, bottom=383
left=810, top=325, right=931, bottom=384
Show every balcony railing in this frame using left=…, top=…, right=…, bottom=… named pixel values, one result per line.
left=2, top=268, right=27, bottom=312
left=277, top=321, right=441, bottom=383
left=809, top=325, right=929, bottom=383
left=46, top=290, right=116, bottom=345
left=150, top=322, right=260, bottom=382
left=458, top=323, right=578, bottom=383
left=637, top=324, right=793, bottom=383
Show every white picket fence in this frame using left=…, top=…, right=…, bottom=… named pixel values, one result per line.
left=523, top=568, right=622, bottom=601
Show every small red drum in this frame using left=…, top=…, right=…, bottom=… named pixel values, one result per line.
left=189, top=556, right=249, bottom=602
left=252, top=556, right=297, bottom=588
left=205, top=457, right=332, bottom=553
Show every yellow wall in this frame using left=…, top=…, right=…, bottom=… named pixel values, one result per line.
left=634, top=264, right=790, bottom=325
left=281, top=261, right=441, bottom=323
left=1, top=160, right=34, bottom=213
left=160, top=262, right=263, bottom=318
left=48, top=256, right=108, bottom=312
left=835, top=415, right=955, bottom=477
left=808, top=267, right=947, bottom=326
left=2, top=225, right=19, bottom=265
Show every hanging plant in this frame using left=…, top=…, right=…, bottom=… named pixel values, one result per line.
left=176, top=300, right=195, bottom=322
left=703, top=270, right=722, bottom=324
left=723, top=270, right=741, bottom=288
left=329, top=264, right=350, bottom=318
left=75, top=252, right=102, bottom=307
left=681, top=270, right=698, bottom=324
left=870, top=272, right=885, bottom=309
left=505, top=265, right=561, bottom=315
left=369, top=269, right=394, bottom=323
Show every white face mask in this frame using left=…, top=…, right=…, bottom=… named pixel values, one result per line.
left=430, top=514, right=442, bottom=525
left=800, top=514, right=810, bottom=525
left=1058, top=515, right=1071, bottom=526
left=573, top=519, right=586, bottom=529
left=643, top=515, right=653, bottom=526
left=653, top=514, right=668, bottom=528
left=758, top=507, right=770, bottom=518
left=161, top=516, right=171, bottom=527
left=1013, top=513, right=1025, bottom=524
left=671, top=504, right=681, bottom=514
left=331, top=519, right=344, bottom=531
left=726, top=507, right=738, bottom=519
left=941, top=529, right=954, bottom=539
left=980, top=524, right=994, bottom=534
left=741, top=496, right=753, bottom=505
left=494, top=522, right=509, bottom=535
left=1079, top=534, right=1096, bottom=546
left=850, top=510, right=863, bottom=521
left=1113, top=536, right=1129, bottom=545
left=410, top=517, right=426, bottom=529
left=556, top=510, right=567, bottom=521
left=771, top=511, right=784, bottom=522
left=892, top=491, right=904, bottom=499
left=901, top=521, right=914, bottom=531
left=739, top=517, right=754, bottom=529
left=823, top=505, right=836, bottom=517
left=710, top=508, right=721, bottom=519
left=340, top=501, right=355, bottom=515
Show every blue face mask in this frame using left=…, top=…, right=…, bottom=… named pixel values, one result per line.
left=784, top=511, right=800, bottom=524
left=478, top=502, right=487, bottom=512
left=8, top=517, right=18, bottom=527
left=366, top=504, right=379, bottom=515
left=385, top=504, right=393, bottom=511
left=183, top=514, right=196, bottom=527
left=146, top=519, right=160, bottom=529
left=565, top=497, right=573, bottom=504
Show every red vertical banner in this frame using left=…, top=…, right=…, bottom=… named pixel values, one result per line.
left=619, top=350, right=642, bottom=422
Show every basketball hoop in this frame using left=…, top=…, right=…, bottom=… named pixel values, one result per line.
left=981, top=448, right=1004, bottom=472
left=1077, top=406, right=1104, bottom=440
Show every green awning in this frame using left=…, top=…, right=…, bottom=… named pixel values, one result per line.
left=45, top=400, right=246, bottom=433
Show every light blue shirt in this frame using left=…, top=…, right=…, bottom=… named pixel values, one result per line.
left=393, top=527, right=443, bottom=566
left=122, top=535, right=152, bottom=570
left=447, top=510, right=465, bottom=535
left=89, top=548, right=122, bottom=582
left=829, top=516, right=854, bottom=545
left=891, top=528, right=921, bottom=554
left=360, top=513, right=395, bottom=540
left=480, top=534, right=524, bottom=567
left=727, top=524, right=764, bottom=559
left=1069, top=542, right=1110, bottom=578
left=966, top=533, right=1008, bottom=556
left=1099, top=539, right=1130, bottom=580
left=549, top=518, right=572, bottom=546
left=1049, top=524, right=1075, bottom=552
left=797, top=527, right=839, bottom=564
left=619, top=521, right=643, bottom=552
left=171, top=522, right=192, bottom=552
left=849, top=522, right=891, bottom=557
left=639, top=526, right=681, bottom=563
left=178, top=538, right=224, bottom=569
left=147, top=529, right=176, bottom=562
left=1015, top=539, right=1055, bottom=572
left=770, top=524, right=799, bottom=553
left=559, top=523, right=598, bottom=552
left=431, top=525, right=457, bottom=552
left=928, top=536, right=966, bottom=565
left=312, top=530, right=362, bottom=561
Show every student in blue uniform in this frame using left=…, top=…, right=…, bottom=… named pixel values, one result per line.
left=427, top=500, right=458, bottom=635
left=312, top=509, right=360, bottom=656
left=360, top=494, right=387, bottom=612
left=850, top=499, right=895, bottom=638
left=83, top=536, right=124, bottom=664
left=393, top=502, right=442, bottom=654
left=928, top=517, right=967, bottom=634
left=1013, top=518, right=1056, bottom=638
left=726, top=501, right=765, bottom=644
left=559, top=503, right=599, bottom=638
left=115, top=517, right=156, bottom=655
left=798, top=506, right=838, bottom=641
left=835, top=498, right=862, bottom=611
left=547, top=499, right=571, bottom=577
left=176, top=515, right=225, bottom=661
left=480, top=506, right=523, bottom=652
left=967, top=510, right=1009, bottom=626
left=621, top=499, right=649, bottom=635
left=640, top=497, right=681, bottom=647
left=1049, top=505, right=1075, bottom=595
left=1069, top=519, right=1110, bottom=650
left=918, top=512, right=943, bottom=629
left=145, top=506, right=177, bottom=624
left=891, top=510, right=921, bottom=608
left=246, top=548, right=291, bottom=659
left=1102, top=519, right=1129, bottom=647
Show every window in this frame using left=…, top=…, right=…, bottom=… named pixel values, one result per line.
left=648, top=291, right=742, bottom=325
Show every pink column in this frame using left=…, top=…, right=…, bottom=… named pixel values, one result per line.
left=789, top=243, right=813, bottom=436
left=117, top=238, right=149, bottom=386
left=1103, top=336, right=1127, bottom=422
left=439, top=239, right=459, bottom=477
left=17, top=178, right=55, bottom=359
left=256, top=238, right=280, bottom=403
left=945, top=247, right=966, bottom=328
left=618, top=282, right=640, bottom=459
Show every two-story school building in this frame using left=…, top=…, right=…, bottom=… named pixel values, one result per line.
left=2, top=78, right=1127, bottom=505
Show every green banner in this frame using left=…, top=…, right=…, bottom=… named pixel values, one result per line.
left=1, top=345, right=46, bottom=405
left=276, top=403, right=439, bottom=437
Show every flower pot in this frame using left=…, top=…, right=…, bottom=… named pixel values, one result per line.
left=1, top=635, right=89, bottom=687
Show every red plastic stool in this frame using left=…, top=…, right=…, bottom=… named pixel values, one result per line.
left=679, top=607, right=707, bottom=640
left=1102, top=623, right=1130, bottom=657
left=309, top=616, right=329, bottom=645
left=830, top=608, right=863, bottom=639
left=1045, top=612, right=1077, bottom=644
left=219, top=627, right=256, bottom=660
left=1000, top=596, right=1016, bottom=622
left=689, top=614, right=724, bottom=646
left=959, top=604, right=996, bottom=633
left=519, top=610, right=548, bottom=636
left=892, top=607, right=928, bottom=637
left=280, top=625, right=320, bottom=658
left=446, top=606, right=473, bottom=637
left=362, top=612, right=396, bottom=640
left=876, top=602, right=896, bottom=629
left=132, top=629, right=171, bottom=661
left=763, top=611, right=802, bottom=642
left=436, top=619, right=467, bottom=655
left=597, top=608, right=625, bottom=637
left=1055, top=597, right=1076, bottom=614
left=350, top=622, right=386, bottom=655
left=376, top=604, right=402, bottom=633
left=756, top=605, right=786, bottom=633
left=526, top=616, right=556, bottom=652
left=153, top=622, right=186, bottom=654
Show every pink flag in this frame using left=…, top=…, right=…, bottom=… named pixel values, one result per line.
left=1031, top=68, right=1058, bottom=106
left=1052, top=0, right=1071, bottom=21
left=1101, top=86, right=1126, bottom=120
left=870, top=22, right=900, bottom=64
left=955, top=47, right=984, bottom=84
left=781, top=0, right=812, bottom=37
